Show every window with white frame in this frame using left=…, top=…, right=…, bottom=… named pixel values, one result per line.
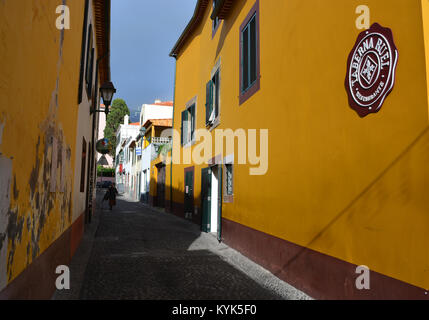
left=181, top=103, right=196, bottom=146
left=225, top=164, right=233, bottom=195
left=205, top=63, right=220, bottom=128
left=223, top=155, right=234, bottom=203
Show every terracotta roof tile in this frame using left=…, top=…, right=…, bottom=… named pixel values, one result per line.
left=143, top=119, right=173, bottom=128
left=153, top=101, right=173, bottom=106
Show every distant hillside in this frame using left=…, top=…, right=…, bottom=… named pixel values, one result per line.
left=129, top=106, right=141, bottom=123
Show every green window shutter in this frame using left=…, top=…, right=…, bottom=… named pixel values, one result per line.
left=214, top=71, right=219, bottom=117
left=190, top=104, right=195, bottom=140
left=205, top=80, right=213, bottom=125
left=242, top=25, right=249, bottom=92
left=217, top=164, right=222, bottom=242
left=210, top=81, right=213, bottom=117
left=249, top=16, right=257, bottom=85
left=183, top=110, right=189, bottom=144
left=180, top=110, right=185, bottom=145
left=201, top=167, right=212, bottom=233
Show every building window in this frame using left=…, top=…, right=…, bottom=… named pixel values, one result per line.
left=80, top=137, right=87, bottom=193
left=85, top=24, right=94, bottom=99
left=239, top=0, right=260, bottom=105
left=226, top=164, right=233, bottom=195
left=212, top=0, right=220, bottom=37
left=205, top=67, right=220, bottom=128
left=78, top=0, right=90, bottom=104
left=223, top=157, right=234, bottom=203
left=181, top=103, right=196, bottom=146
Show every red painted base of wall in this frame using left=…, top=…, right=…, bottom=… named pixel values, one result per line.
left=70, top=213, right=84, bottom=258
left=0, top=212, right=85, bottom=300
left=221, top=218, right=428, bottom=300
left=170, top=201, right=201, bottom=225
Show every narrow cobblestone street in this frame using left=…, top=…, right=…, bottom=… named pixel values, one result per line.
left=53, top=192, right=310, bottom=300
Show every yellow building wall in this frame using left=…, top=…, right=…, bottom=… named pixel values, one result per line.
left=0, top=0, right=86, bottom=290
left=172, top=0, right=429, bottom=290
left=151, top=153, right=172, bottom=204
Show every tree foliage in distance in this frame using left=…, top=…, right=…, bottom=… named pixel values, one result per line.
left=97, top=165, right=115, bottom=177
left=103, top=98, right=130, bottom=157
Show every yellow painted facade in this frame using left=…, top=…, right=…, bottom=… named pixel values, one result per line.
left=169, top=0, right=429, bottom=293
left=150, top=156, right=172, bottom=205
left=0, top=0, right=109, bottom=296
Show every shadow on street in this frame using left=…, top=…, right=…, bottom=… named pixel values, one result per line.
left=76, top=192, right=284, bottom=300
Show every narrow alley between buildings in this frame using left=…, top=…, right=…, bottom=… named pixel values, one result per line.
left=53, top=191, right=310, bottom=300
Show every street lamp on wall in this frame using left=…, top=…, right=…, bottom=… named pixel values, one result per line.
left=100, top=81, right=116, bottom=115
left=90, top=81, right=116, bottom=115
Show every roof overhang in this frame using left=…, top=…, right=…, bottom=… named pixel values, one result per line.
left=143, top=119, right=173, bottom=130
left=169, top=0, right=237, bottom=58
left=211, top=0, right=234, bottom=20
left=169, top=0, right=210, bottom=58
left=93, top=0, right=111, bottom=83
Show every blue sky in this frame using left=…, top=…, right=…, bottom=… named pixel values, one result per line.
left=111, top=0, right=197, bottom=114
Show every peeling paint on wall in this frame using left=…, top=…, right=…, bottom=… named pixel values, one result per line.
left=23, top=130, right=73, bottom=267
left=0, top=0, right=101, bottom=295
left=1, top=5, right=74, bottom=284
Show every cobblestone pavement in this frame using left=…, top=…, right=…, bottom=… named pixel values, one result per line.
left=54, top=192, right=311, bottom=300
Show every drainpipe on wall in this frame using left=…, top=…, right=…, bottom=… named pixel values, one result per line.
left=170, top=56, right=178, bottom=213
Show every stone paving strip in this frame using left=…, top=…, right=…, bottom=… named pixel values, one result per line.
left=53, top=191, right=312, bottom=300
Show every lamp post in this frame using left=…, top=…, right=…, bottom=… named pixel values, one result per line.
left=139, top=126, right=146, bottom=138
left=90, top=81, right=116, bottom=115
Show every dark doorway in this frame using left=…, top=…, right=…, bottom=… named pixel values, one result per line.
left=201, top=167, right=211, bottom=233
left=156, top=164, right=166, bottom=208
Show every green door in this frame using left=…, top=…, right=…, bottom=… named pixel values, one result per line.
left=217, top=165, right=222, bottom=242
left=201, top=167, right=211, bottom=232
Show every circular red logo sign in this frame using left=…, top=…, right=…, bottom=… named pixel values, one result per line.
left=345, top=23, right=398, bottom=117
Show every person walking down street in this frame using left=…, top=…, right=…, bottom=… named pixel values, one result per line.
left=106, top=183, right=119, bottom=210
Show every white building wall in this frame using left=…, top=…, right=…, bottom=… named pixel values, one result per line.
left=71, top=3, right=98, bottom=223
left=140, top=104, right=173, bottom=126
left=114, top=115, right=139, bottom=194
left=140, top=144, right=154, bottom=202
left=137, top=102, right=173, bottom=202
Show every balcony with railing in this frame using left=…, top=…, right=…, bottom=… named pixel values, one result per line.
left=140, top=137, right=172, bottom=162
left=150, top=137, right=172, bottom=145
